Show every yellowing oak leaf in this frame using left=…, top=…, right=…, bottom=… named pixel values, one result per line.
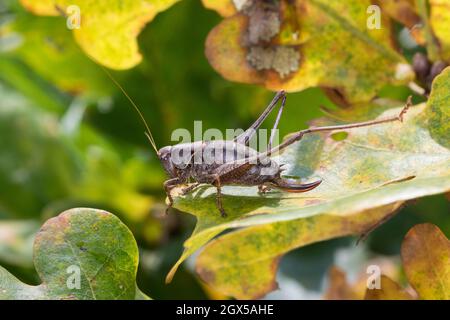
left=20, top=0, right=181, bottom=69
left=195, top=204, right=402, bottom=299
left=205, top=0, right=414, bottom=105
left=401, top=223, right=450, bottom=300
left=429, top=0, right=450, bottom=62
left=167, top=68, right=450, bottom=298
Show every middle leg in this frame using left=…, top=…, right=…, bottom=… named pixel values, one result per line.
left=212, top=174, right=227, bottom=218
left=203, top=173, right=227, bottom=217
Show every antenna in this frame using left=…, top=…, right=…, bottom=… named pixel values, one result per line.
left=100, top=66, right=159, bottom=154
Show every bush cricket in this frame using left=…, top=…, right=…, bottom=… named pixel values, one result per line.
left=105, top=70, right=411, bottom=217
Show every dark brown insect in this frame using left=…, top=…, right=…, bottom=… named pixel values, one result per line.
left=158, top=92, right=411, bottom=217
left=104, top=71, right=411, bottom=217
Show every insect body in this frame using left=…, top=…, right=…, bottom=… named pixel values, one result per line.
left=103, top=69, right=411, bottom=218
left=160, top=139, right=322, bottom=217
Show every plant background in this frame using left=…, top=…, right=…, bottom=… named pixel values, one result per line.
left=0, top=0, right=448, bottom=299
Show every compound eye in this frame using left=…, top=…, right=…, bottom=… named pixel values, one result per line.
left=158, top=146, right=172, bottom=160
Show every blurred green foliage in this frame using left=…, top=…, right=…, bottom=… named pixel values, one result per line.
left=0, top=0, right=448, bottom=299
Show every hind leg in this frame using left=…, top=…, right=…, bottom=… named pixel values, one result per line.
left=213, top=175, right=227, bottom=218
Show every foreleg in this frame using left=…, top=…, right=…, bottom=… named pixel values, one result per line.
left=212, top=174, right=227, bottom=218
left=163, top=177, right=182, bottom=214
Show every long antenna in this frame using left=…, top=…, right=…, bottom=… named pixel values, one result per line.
left=100, top=66, right=158, bottom=154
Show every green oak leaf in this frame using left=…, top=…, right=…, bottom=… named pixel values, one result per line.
left=167, top=68, right=450, bottom=298
left=0, top=208, right=150, bottom=300
left=19, top=0, right=182, bottom=69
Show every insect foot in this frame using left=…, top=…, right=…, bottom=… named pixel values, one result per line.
left=258, top=184, right=272, bottom=194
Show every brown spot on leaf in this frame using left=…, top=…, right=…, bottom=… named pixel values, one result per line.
left=242, top=0, right=281, bottom=44
left=247, top=45, right=300, bottom=78
left=196, top=265, right=216, bottom=284
left=380, top=175, right=416, bottom=187
left=303, top=198, right=322, bottom=206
